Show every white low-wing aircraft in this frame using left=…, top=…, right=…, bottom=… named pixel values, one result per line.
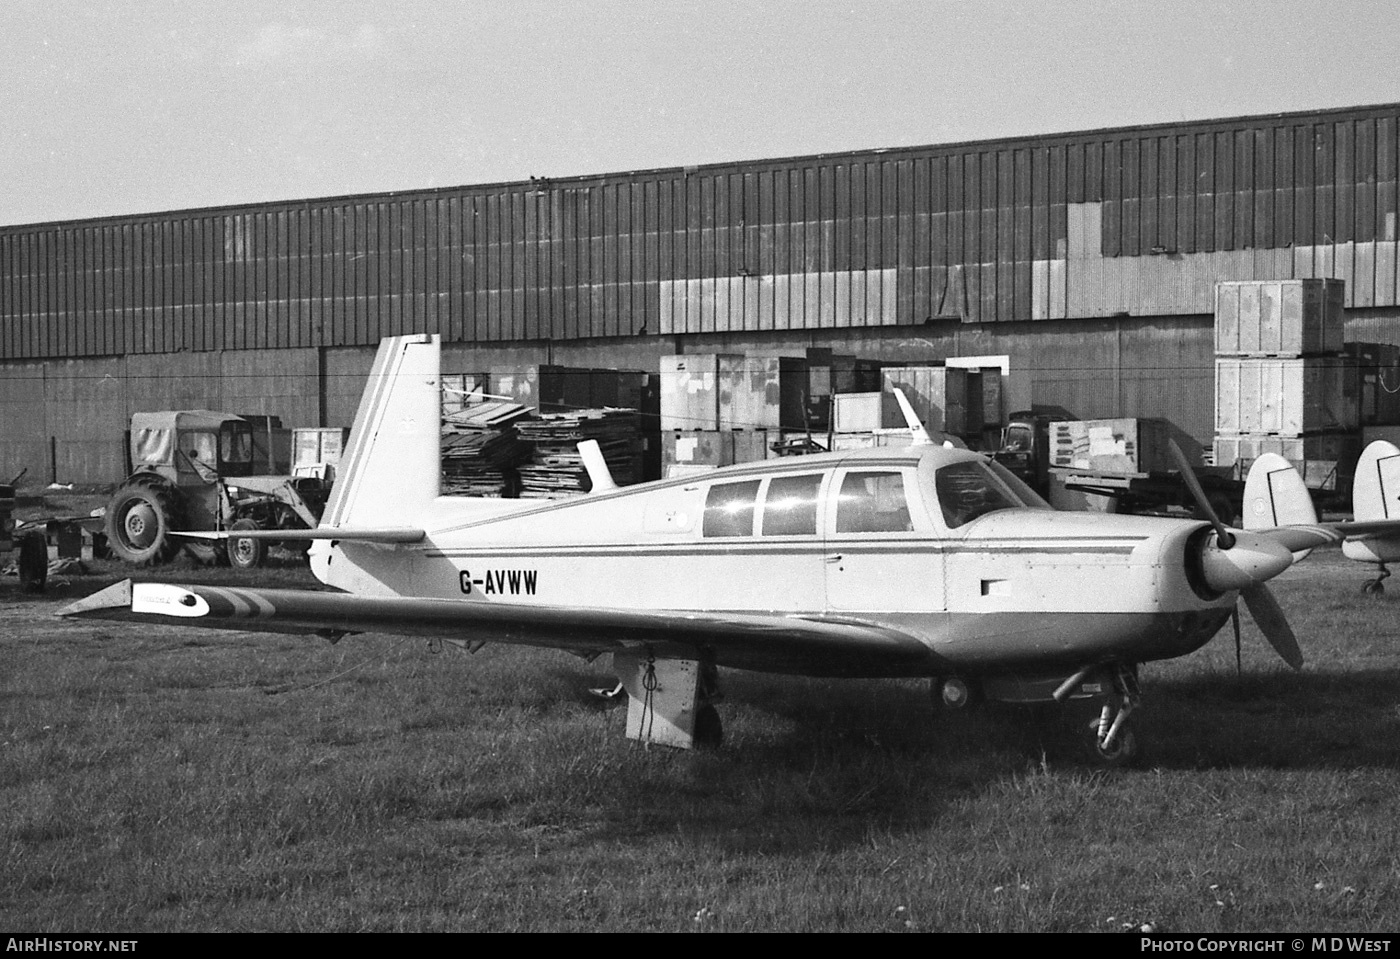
left=60, top=335, right=1400, bottom=765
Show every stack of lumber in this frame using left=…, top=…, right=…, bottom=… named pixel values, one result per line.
left=440, top=401, right=535, bottom=496
left=515, top=409, right=645, bottom=498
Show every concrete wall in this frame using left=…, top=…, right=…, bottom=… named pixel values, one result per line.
left=8, top=307, right=1397, bottom=485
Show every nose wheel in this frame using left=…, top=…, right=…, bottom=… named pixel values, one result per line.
left=1080, top=664, right=1141, bottom=768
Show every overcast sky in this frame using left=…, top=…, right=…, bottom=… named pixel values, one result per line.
left=5, top=0, right=1400, bottom=227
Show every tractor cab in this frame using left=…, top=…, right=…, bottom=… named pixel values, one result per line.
left=129, top=411, right=255, bottom=483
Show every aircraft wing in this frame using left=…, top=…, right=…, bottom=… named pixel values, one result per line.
left=59, top=581, right=934, bottom=678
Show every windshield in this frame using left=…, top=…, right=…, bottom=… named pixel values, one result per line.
left=935, top=458, right=1050, bottom=528
left=220, top=424, right=254, bottom=466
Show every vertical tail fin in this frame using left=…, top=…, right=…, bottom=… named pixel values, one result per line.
left=1243, top=452, right=1317, bottom=530
left=321, top=334, right=441, bottom=529
left=1352, top=440, right=1400, bottom=523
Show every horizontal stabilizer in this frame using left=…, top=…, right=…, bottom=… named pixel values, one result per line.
left=173, top=527, right=425, bottom=544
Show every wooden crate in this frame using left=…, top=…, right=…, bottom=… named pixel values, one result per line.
left=293, top=427, right=350, bottom=477
left=830, top=430, right=915, bottom=451
left=833, top=392, right=900, bottom=433
left=1215, top=357, right=1356, bottom=436
left=1214, top=279, right=1344, bottom=356
left=1213, top=433, right=1359, bottom=491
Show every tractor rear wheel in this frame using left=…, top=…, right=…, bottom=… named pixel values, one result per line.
left=105, top=480, right=184, bottom=565
left=228, top=518, right=267, bottom=570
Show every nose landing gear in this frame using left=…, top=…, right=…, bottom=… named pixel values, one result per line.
left=1075, top=664, right=1141, bottom=768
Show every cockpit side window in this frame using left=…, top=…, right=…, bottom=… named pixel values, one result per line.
left=760, top=473, right=822, bottom=536
left=702, top=480, right=760, bottom=537
left=835, top=471, right=912, bottom=534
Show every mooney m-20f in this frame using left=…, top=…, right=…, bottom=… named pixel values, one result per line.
left=61, top=335, right=1400, bottom=764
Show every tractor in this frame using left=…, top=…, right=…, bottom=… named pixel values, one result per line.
left=104, top=411, right=329, bottom=568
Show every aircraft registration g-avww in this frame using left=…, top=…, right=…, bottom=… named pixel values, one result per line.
left=61, top=334, right=1400, bottom=765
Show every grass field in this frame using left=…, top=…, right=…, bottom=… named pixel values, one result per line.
left=3, top=552, right=1399, bottom=932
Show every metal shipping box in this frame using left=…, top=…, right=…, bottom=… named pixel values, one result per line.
left=1050, top=418, right=1176, bottom=474
left=660, top=355, right=742, bottom=431
left=1214, top=357, right=1356, bottom=435
left=1214, top=279, right=1345, bottom=356
left=1346, top=342, right=1400, bottom=426
left=881, top=366, right=967, bottom=434
left=718, top=354, right=783, bottom=430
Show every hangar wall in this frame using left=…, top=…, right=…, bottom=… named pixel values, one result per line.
left=4, top=102, right=1400, bottom=482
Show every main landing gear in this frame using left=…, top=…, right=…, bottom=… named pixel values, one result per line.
left=1363, top=563, right=1390, bottom=596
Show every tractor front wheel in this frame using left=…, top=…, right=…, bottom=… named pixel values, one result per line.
left=228, top=519, right=267, bottom=570
left=105, top=481, right=184, bottom=565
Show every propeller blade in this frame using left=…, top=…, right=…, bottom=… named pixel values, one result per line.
left=1241, top=583, right=1304, bottom=670
left=1231, top=604, right=1242, bottom=679
left=1169, top=439, right=1234, bottom=548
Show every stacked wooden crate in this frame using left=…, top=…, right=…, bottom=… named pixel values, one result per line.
left=515, top=408, right=646, bottom=498
left=440, top=400, right=535, bottom=497
left=1212, top=279, right=1358, bottom=491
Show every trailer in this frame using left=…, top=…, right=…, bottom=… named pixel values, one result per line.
left=1050, top=466, right=1242, bottom=526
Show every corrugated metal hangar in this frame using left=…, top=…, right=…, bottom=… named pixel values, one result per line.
left=4, top=101, right=1400, bottom=484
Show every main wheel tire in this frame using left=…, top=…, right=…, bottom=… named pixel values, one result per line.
left=1083, top=721, right=1140, bottom=769
left=105, top=481, right=184, bottom=565
left=1363, top=579, right=1385, bottom=596
left=17, top=531, right=47, bottom=593
left=228, top=519, right=266, bottom=570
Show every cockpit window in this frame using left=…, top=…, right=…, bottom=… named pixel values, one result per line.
left=836, top=471, right=912, bottom=534
left=935, top=459, right=1049, bottom=528
left=703, top=480, right=760, bottom=537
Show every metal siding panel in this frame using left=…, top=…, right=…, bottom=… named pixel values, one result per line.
left=1377, top=241, right=1397, bottom=307
left=1155, top=135, right=1175, bottom=251
left=1355, top=117, right=1376, bottom=243
left=1101, top=139, right=1121, bottom=258
left=1214, top=130, right=1234, bottom=251
left=1233, top=129, right=1252, bottom=252
left=1121, top=138, right=1140, bottom=257
left=1335, top=119, right=1355, bottom=244
left=1253, top=127, right=1274, bottom=248
left=1067, top=141, right=1084, bottom=204
left=1355, top=241, right=1376, bottom=307
left=1175, top=134, right=1195, bottom=253
left=1196, top=132, right=1215, bottom=252
left=1275, top=126, right=1295, bottom=245
left=1312, top=123, right=1332, bottom=249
